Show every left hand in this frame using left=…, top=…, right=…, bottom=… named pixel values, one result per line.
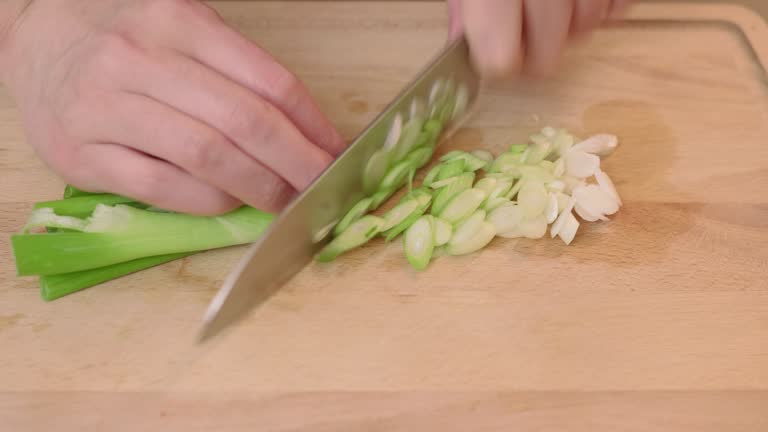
left=447, top=0, right=633, bottom=78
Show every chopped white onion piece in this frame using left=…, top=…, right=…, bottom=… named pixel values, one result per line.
left=518, top=181, right=548, bottom=218
left=562, top=176, right=586, bottom=194
left=555, top=192, right=571, bottom=213
left=574, top=201, right=603, bottom=222
left=488, top=202, right=523, bottom=233
left=547, top=180, right=565, bottom=193
left=545, top=193, right=559, bottom=224
left=564, top=149, right=600, bottom=178
left=556, top=212, right=580, bottom=245
left=573, top=184, right=619, bottom=220
left=595, top=170, right=622, bottom=207
left=550, top=200, right=575, bottom=238
left=572, top=134, right=618, bottom=157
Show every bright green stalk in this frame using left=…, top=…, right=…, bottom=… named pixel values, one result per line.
left=12, top=205, right=274, bottom=276
left=39, top=252, right=194, bottom=301
left=34, top=194, right=142, bottom=218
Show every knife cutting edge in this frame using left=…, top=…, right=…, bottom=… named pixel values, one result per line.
left=197, top=36, right=481, bottom=343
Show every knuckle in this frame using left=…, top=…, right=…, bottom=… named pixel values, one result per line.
left=226, top=98, right=274, bottom=142
left=183, top=132, right=225, bottom=172
left=89, top=33, right=141, bottom=78
left=270, top=70, right=303, bottom=109
left=254, top=175, right=294, bottom=211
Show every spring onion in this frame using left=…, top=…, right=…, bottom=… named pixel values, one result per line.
left=13, top=205, right=274, bottom=276
left=431, top=172, right=474, bottom=216
left=316, top=215, right=385, bottom=262
left=40, top=252, right=195, bottom=301
left=334, top=197, right=373, bottom=237
left=383, top=194, right=431, bottom=241
left=439, top=188, right=487, bottom=225
left=446, top=210, right=496, bottom=255
left=404, top=216, right=435, bottom=270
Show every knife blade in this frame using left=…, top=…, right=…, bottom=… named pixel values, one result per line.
left=197, top=36, right=481, bottom=343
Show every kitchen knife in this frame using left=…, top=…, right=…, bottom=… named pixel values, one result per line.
left=197, top=36, right=481, bottom=343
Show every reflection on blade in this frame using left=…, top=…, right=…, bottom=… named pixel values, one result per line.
left=197, top=37, right=480, bottom=343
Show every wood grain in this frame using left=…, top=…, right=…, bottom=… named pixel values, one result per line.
left=1, top=1, right=767, bottom=429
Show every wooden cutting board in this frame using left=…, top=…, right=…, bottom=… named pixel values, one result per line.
left=1, top=2, right=768, bottom=430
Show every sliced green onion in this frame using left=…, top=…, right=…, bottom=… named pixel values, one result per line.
left=429, top=176, right=458, bottom=189
left=431, top=172, right=474, bottom=216
left=483, top=197, right=510, bottom=212
left=40, top=252, right=193, bottom=301
left=439, top=150, right=467, bottom=162
left=447, top=210, right=495, bottom=256
left=369, top=187, right=396, bottom=210
left=12, top=205, right=274, bottom=276
left=316, top=215, right=385, bottom=262
left=404, top=216, right=435, bottom=271
left=381, top=199, right=420, bottom=231
left=383, top=194, right=431, bottom=241
left=405, top=145, right=434, bottom=170
left=505, top=178, right=525, bottom=200
left=518, top=181, right=548, bottom=218
left=333, top=197, right=373, bottom=237
left=380, top=159, right=415, bottom=191
left=421, top=164, right=442, bottom=188
left=383, top=113, right=403, bottom=151
left=489, top=152, right=525, bottom=173
left=400, top=187, right=433, bottom=204
left=518, top=215, right=548, bottom=239
left=471, top=150, right=494, bottom=163
left=508, top=144, right=527, bottom=154
left=526, top=140, right=553, bottom=165
left=433, top=217, right=452, bottom=246
left=392, top=117, right=425, bottom=161
left=474, top=177, right=498, bottom=195
left=438, top=188, right=486, bottom=224
left=363, top=149, right=390, bottom=194
left=436, top=158, right=466, bottom=181
left=488, top=202, right=523, bottom=233
left=423, top=119, right=443, bottom=145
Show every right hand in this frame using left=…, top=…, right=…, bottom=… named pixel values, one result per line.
left=1, top=0, right=346, bottom=215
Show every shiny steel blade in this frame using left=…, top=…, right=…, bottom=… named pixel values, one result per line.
left=197, top=37, right=480, bottom=343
